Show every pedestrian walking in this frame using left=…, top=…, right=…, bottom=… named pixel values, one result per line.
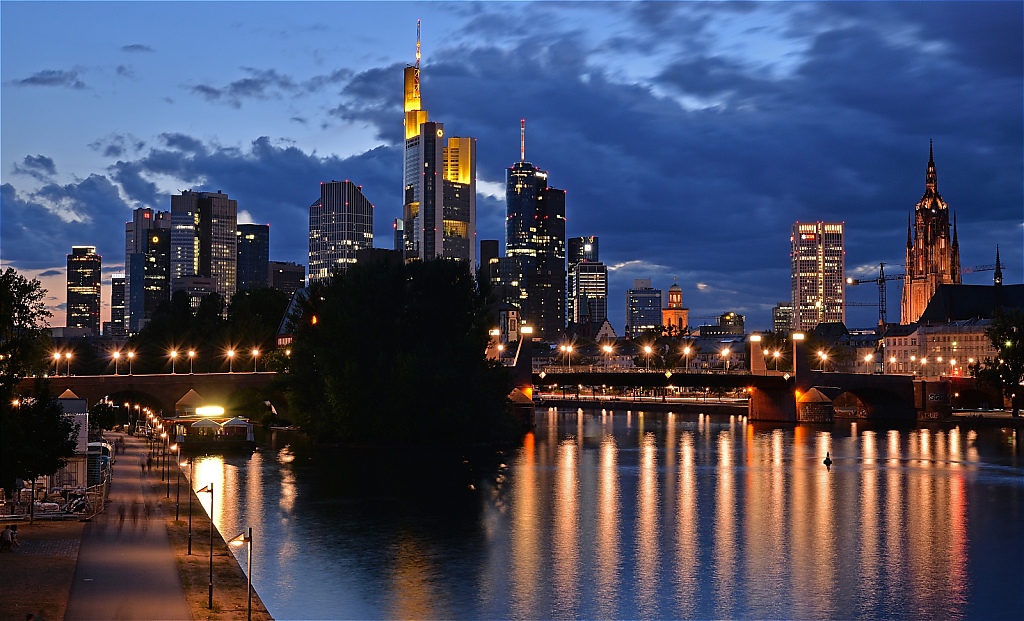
left=140, top=458, right=146, bottom=477
left=10, top=525, right=20, bottom=550
left=130, top=500, right=139, bottom=527
left=147, top=456, right=153, bottom=472
left=118, top=502, right=126, bottom=533
left=0, top=525, right=12, bottom=552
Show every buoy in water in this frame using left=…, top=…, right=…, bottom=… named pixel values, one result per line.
left=823, top=451, right=833, bottom=469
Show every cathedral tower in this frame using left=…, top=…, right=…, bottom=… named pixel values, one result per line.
left=901, top=141, right=961, bottom=324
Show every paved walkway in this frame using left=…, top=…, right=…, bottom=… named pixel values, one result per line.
left=65, top=432, right=192, bottom=620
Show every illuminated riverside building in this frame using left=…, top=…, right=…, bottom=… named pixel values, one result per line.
left=902, top=142, right=961, bottom=324
left=66, top=246, right=101, bottom=335
left=506, top=121, right=566, bottom=341
left=567, top=236, right=607, bottom=327
left=308, top=180, right=374, bottom=285
left=661, top=279, right=689, bottom=335
left=400, top=22, right=476, bottom=269
left=170, top=190, right=238, bottom=304
left=791, top=221, right=845, bottom=332
left=237, top=224, right=270, bottom=291
left=625, top=279, right=662, bottom=339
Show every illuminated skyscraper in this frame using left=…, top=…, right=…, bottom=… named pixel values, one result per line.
left=506, top=121, right=566, bottom=340
left=791, top=221, right=845, bottom=332
left=901, top=142, right=961, bottom=324
left=237, top=224, right=270, bottom=291
left=567, top=236, right=607, bottom=327
left=400, top=22, right=476, bottom=268
left=171, top=190, right=237, bottom=304
left=309, top=180, right=374, bottom=285
left=108, top=273, right=126, bottom=337
left=125, top=207, right=170, bottom=334
left=625, top=278, right=662, bottom=339
left=66, top=245, right=101, bottom=335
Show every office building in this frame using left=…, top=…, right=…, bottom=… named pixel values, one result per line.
left=171, top=190, right=237, bottom=304
left=400, top=23, right=476, bottom=268
left=791, top=221, right=845, bottom=332
left=568, top=236, right=599, bottom=265
left=661, top=280, right=689, bottom=335
left=772, top=301, right=793, bottom=336
left=479, top=239, right=499, bottom=285
left=506, top=121, right=566, bottom=340
left=237, top=224, right=270, bottom=291
left=567, top=236, right=606, bottom=327
left=308, top=180, right=374, bottom=285
left=125, top=207, right=170, bottom=334
left=144, top=229, right=170, bottom=320
left=902, top=142, right=961, bottom=324
left=698, top=311, right=745, bottom=338
left=66, top=246, right=101, bottom=336
left=108, top=273, right=126, bottom=337
left=268, top=261, right=306, bottom=298
left=625, top=279, right=662, bottom=339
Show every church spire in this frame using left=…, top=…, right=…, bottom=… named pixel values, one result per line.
left=952, top=212, right=959, bottom=247
left=994, top=245, right=1003, bottom=286
left=907, top=212, right=913, bottom=248
left=925, top=139, right=938, bottom=194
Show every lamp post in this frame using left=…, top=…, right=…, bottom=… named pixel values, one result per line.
left=721, top=348, right=730, bottom=373
left=170, top=350, right=178, bottom=374
left=560, top=344, right=573, bottom=371
left=920, top=357, right=928, bottom=377
left=113, top=351, right=121, bottom=375
left=197, top=482, right=214, bottom=608
left=227, top=349, right=235, bottom=373
left=889, top=356, right=897, bottom=374
left=603, top=344, right=613, bottom=372
left=773, top=350, right=781, bottom=372
left=53, top=352, right=61, bottom=376
left=864, top=353, right=875, bottom=374
left=682, top=346, right=692, bottom=372
left=127, top=351, right=135, bottom=375
left=818, top=350, right=828, bottom=371
left=160, top=431, right=168, bottom=492
left=230, top=527, right=254, bottom=621
left=65, top=352, right=72, bottom=376
left=644, top=345, right=652, bottom=371
left=189, top=350, right=195, bottom=374
left=187, top=458, right=194, bottom=555
left=173, top=444, right=181, bottom=520
left=251, top=349, right=259, bottom=373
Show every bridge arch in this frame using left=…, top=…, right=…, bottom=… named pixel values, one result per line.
left=832, top=387, right=916, bottom=422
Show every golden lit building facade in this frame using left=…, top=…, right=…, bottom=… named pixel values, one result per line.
left=66, top=245, right=101, bottom=335
left=791, top=221, right=845, bottom=332
left=901, top=142, right=961, bottom=324
left=661, top=280, right=689, bottom=335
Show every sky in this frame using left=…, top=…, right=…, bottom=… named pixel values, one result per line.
left=2, top=1, right=1021, bottom=333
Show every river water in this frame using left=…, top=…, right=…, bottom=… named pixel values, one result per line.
left=191, top=409, right=1023, bottom=620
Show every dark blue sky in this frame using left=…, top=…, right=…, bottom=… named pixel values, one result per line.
left=2, top=2, right=1021, bottom=331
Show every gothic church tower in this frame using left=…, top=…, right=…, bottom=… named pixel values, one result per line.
left=901, top=141, right=961, bottom=324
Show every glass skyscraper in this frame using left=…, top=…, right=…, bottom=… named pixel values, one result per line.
left=237, top=224, right=270, bottom=291
left=309, top=180, right=374, bottom=285
left=791, top=221, right=845, bottom=332
left=66, top=246, right=101, bottom=335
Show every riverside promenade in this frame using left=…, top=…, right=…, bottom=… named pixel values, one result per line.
left=0, top=432, right=271, bottom=620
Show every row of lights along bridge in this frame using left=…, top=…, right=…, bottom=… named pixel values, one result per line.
left=48, top=348, right=283, bottom=375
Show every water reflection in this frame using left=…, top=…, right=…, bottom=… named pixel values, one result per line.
left=196, top=414, right=1023, bottom=620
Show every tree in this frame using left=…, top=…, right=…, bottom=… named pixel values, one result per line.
left=285, top=259, right=519, bottom=447
left=1, top=382, right=79, bottom=497
left=0, top=268, right=52, bottom=395
left=972, top=309, right=1024, bottom=417
left=89, top=402, right=117, bottom=431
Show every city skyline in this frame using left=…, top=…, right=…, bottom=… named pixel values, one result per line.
left=2, top=2, right=1021, bottom=331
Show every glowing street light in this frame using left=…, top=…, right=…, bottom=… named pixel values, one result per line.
left=772, top=349, right=781, bottom=371
left=603, top=344, right=613, bottom=371
left=196, top=482, right=215, bottom=608
left=64, top=352, right=72, bottom=376
left=188, top=350, right=195, bottom=374
left=127, top=351, right=135, bottom=375
left=251, top=349, right=260, bottom=373
left=644, top=345, right=653, bottom=371
left=170, top=350, right=178, bottom=374
left=230, top=527, right=255, bottom=621
left=52, top=352, right=61, bottom=376
left=227, top=349, right=235, bottom=373
left=817, top=350, right=828, bottom=371
left=113, top=351, right=121, bottom=375
left=560, top=344, right=573, bottom=371
left=682, top=345, right=693, bottom=371
left=721, top=348, right=731, bottom=373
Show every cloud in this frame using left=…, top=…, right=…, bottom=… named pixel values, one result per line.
left=188, top=66, right=352, bottom=108
left=13, top=69, right=86, bottom=89
left=12, top=155, right=57, bottom=181
left=121, top=43, right=155, bottom=53
left=38, top=269, right=62, bottom=277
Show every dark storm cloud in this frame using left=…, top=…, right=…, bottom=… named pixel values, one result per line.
left=328, top=64, right=404, bottom=144
left=121, top=44, right=155, bottom=53
left=14, top=69, right=86, bottom=89
left=12, top=155, right=57, bottom=181
left=189, top=67, right=353, bottom=108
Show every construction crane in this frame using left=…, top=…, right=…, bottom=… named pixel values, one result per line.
left=847, top=261, right=1003, bottom=328
left=845, top=263, right=900, bottom=327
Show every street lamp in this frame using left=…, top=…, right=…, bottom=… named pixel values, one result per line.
left=113, top=351, right=121, bottom=375
left=196, top=482, right=215, bottom=609
left=64, top=352, right=72, bottom=376
left=682, top=345, right=692, bottom=372
left=230, top=527, right=254, bottom=621
left=172, top=444, right=182, bottom=520
left=560, top=344, right=573, bottom=371
left=644, top=345, right=653, bottom=371
left=188, top=350, right=195, bottom=374
left=818, top=350, right=828, bottom=371
left=721, top=348, right=731, bottom=373
left=170, top=350, right=178, bottom=374
left=186, top=458, right=194, bottom=555
left=227, top=349, right=235, bottom=373
left=53, top=352, right=61, bottom=376
left=127, top=351, right=135, bottom=375
left=772, top=350, right=781, bottom=372
left=864, top=353, right=874, bottom=373
left=251, top=349, right=259, bottom=373
left=889, top=356, right=897, bottom=373
left=160, top=431, right=168, bottom=483
left=602, top=344, right=613, bottom=372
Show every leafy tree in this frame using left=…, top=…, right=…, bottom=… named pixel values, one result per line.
left=89, top=402, right=117, bottom=431
left=972, top=309, right=1024, bottom=417
left=0, top=268, right=52, bottom=393
left=286, top=259, right=519, bottom=447
left=227, top=287, right=290, bottom=355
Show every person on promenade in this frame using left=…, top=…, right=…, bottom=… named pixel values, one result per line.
left=1, top=525, right=12, bottom=552
left=139, top=458, right=146, bottom=477
left=10, top=525, right=20, bottom=550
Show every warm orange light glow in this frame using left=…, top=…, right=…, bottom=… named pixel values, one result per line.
left=311, top=315, right=318, bottom=325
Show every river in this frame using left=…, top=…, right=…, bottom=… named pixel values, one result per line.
left=190, top=408, right=1023, bottom=620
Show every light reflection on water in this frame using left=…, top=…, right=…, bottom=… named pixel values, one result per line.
left=192, top=411, right=1024, bottom=620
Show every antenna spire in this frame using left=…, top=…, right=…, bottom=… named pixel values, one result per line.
left=416, top=20, right=421, bottom=68
left=520, top=119, right=526, bottom=162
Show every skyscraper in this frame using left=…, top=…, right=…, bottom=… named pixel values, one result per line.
left=567, top=236, right=607, bottom=327
left=625, top=278, right=662, bottom=339
left=506, top=121, right=566, bottom=340
left=400, top=22, right=476, bottom=269
left=125, top=207, right=170, bottom=334
left=791, top=221, right=845, bottom=332
left=66, top=246, right=101, bottom=335
left=901, top=142, right=961, bottom=324
left=772, top=301, right=793, bottom=336
left=268, top=261, right=306, bottom=298
left=308, top=180, right=374, bottom=285
left=109, top=273, right=126, bottom=337
left=171, top=190, right=238, bottom=304
left=237, top=224, right=270, bottom=291
left=143, top=229, right=170, bottom=319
